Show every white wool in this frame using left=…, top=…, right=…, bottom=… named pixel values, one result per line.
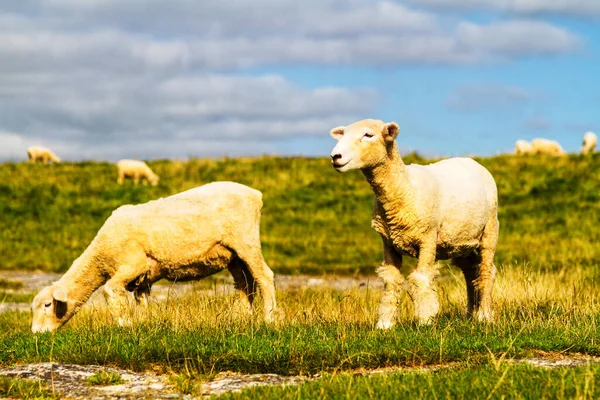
left=116, top=159, right=160, bottom=186
left=514, top=140, right=533, bottom=155
left=331, top=119, right=498, bottom=328
left=581, top=132, right=597, bottom=155
left=531, top=138, right=566, bottom=156
left=27, top=146, right=61, bottom=164
left=31, top=182, right=276, bottom=332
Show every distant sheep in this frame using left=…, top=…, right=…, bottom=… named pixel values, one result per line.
left=581, top=132, right=597, bottom=155
left=329, top=119, right=498, bottom=328
left=27, top=146, right=61, bottom=164
left=531, top=138, right=566, bottom=157
left=31, top=182, right=277, bottom=332
left=117, top=159, right=159, bottom=186
left=514, top=140, right=533, bottom=155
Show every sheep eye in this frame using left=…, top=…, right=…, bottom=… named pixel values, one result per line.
left=363, top=132, right=373, bottom=138
left=44, top=302, right=52, bottom=308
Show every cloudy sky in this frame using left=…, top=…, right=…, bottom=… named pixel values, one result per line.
left=1, top=1, right=598, bottom=161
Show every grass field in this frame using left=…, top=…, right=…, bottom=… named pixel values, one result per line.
left=1, top=153, right=600, bottom=398
left=1, top=153, right=599, bottom=274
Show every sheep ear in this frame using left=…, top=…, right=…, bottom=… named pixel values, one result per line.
left=53, top=287, right=68, bottom=303
left=383, top=122, right=399, bottom=142
left=330, top=126, right=345, bottom=141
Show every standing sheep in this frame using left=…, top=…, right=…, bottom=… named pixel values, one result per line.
left=27, top=146, right=61, bottom=164
left=31, top=182, right=276, bottom=332
left=117, top=159, right=160, bottom=186
left=514, top=140, right=533, bottom=155
left=531, top=138, right=566, bottom=156
left=330, top=119, right=498, bottom=328
left=581, top=132, right=597, bottom=155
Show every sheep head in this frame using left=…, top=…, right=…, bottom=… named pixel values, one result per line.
left=149, top=173, right=160, bottom=187
left=31, top=284, right=72, bottom=333
left=329, top=119, right=399, bottom=172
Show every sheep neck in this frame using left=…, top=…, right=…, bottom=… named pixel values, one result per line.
left=362, top=142, right=414, bottom=209
left=57, top=246, right=108, bottom=314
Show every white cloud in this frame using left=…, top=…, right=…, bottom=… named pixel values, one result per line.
left=405, top=0, right=600, bottom=16
left=0, top=71, right=374, bottom=161
left=0, top=1, right=586, bottom=160
left=456, top=20, right=580, bottom=56
left=0, top=132, right=30, bottom=161
left=447, top=83, right=531, bottom=112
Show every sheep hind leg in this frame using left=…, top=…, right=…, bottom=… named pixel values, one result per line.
left=228, top=258, right=256, bottom=317
left=453, top=254, right=479, bottom=318
left=133, top=284, right=151, bottom=308
left=474, top=218, right=498, bottom=322
left=234, top=246, right=276, bottom=323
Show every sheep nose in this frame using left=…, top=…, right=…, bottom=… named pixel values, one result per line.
left=331, top=153, right=342, bottom=162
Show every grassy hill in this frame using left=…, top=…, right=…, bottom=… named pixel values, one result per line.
left=1, top=153, right=599, bottom=275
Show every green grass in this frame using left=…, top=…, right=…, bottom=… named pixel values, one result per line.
left=2, top=153, right=600, bottom=398
left=1, top=154, right=599, bottom=274
left=0, top=292, right=33, bottom=303
left=0, top=376, right=58, bottom=399
left=0, top=279, right=24, bottom=290
left=218, top=363, right=600, bottom=399
left=86, top=370, right=124, bottom=386
left=1, top=268, right=598, bottom=377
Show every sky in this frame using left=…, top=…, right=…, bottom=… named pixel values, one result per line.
left=0, top=0, right=599, bottom=161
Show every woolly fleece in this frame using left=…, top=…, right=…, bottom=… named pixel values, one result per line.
left=330, top=119, right=498, bottom=328
left=31, top=181, right=276, bottom=332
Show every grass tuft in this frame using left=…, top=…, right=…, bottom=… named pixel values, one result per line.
left=0, top=376, right=58, bottom=399
left=86, top=370, right=124, bottom=386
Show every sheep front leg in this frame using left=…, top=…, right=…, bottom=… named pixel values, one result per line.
left=376, top=241, right=404, bottom=329
left=407, top=240, right=440, bottom=325
left=103, top=265, right=144, bottom=326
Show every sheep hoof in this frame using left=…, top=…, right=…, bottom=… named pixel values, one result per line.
left=475, top=309, right=494, bottom=322
left=376, top=319, right=395, bottom=330
left=117, top=316, right=133, bottom=327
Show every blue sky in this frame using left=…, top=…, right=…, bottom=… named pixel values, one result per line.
left=0, top=1, right=598, bottom=161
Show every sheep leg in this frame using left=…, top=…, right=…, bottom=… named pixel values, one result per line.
left=376, top=240, right=404, bottom=329
left=407, top=241, right=439, bottom=325
left=228, top=258, right=256, bottom=316
left=474, top=218, right=498, bottom=322
left=117, top=170, right=124, bottom=185
left=453, top=254, right=478, bottom=317
left=103, top=264, right=145, bottom=326
left=133, top=173, right=140, bottom=185
left=133, top=285, right=151, bottom=307
left=235, top=246, right=276, bottom=322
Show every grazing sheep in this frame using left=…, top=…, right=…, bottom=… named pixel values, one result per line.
left=31, top=182, right=276, bottom=332
left=514, top=140, right=533, bottom=155
left=117, top=159, right=160, bottom=186
left=531, top=138, right=566, bottom=156
left=581, top=132, right=597, bottom=155
left=27, top=146, right=61, bottom=164
left=330, top=119, right=498, bottom=328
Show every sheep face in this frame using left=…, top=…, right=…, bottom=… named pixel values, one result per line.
left=31, top=285, right=71, bottom=333
left=330, top=119, right=399, bottom=172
